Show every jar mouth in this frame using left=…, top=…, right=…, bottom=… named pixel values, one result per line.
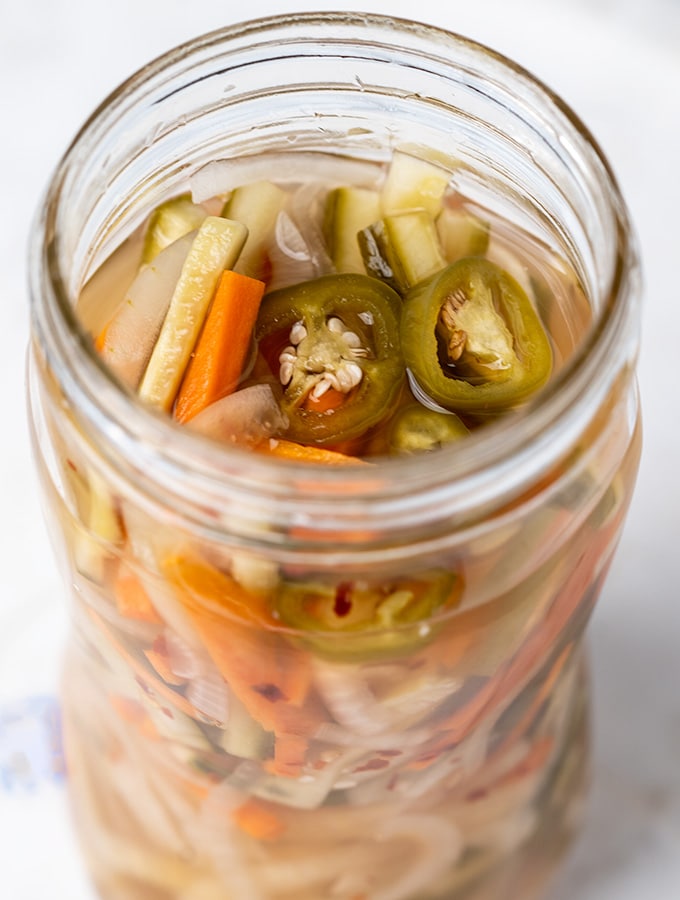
left=30, top=11, right=640, bottom=543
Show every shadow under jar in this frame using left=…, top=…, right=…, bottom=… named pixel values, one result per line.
left=28, top=12, right=642, bottom=900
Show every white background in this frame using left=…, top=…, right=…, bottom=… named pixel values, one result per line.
left=1, top=1, right=679, bottom=898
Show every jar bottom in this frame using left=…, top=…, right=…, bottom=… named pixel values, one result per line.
left=60, top=638, right=590, bottom=900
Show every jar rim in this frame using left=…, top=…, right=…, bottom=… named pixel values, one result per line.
left=29, top=11, right=640, bottom=544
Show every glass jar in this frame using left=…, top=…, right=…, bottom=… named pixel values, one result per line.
left=27, top=12, right=641, bottom=900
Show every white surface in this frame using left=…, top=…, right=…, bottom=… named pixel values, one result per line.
left=2, top=1, right=679, bottom=898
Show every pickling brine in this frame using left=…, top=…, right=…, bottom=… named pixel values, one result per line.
left=28, top=14, right=642, bottom=900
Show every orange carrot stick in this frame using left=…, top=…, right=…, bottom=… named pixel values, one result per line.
left=232, top=798, right=286, bottom=841
left=175, top=270, right=265, bottom=423
left=86, top=607, right=199, bottom=720
left=163, top=553, right=325, bottom=737
left=143, top=646, right=187, bottom=687
left=256, top=438, right=368, bottom=466
left=113, top=568, right=163, bottom=624
left=267, top=732, right=309, bottom=778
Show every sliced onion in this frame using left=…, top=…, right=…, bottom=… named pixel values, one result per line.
left=256, top=843, right=376, bottom=895
left=314, top=660, right=462, bottom=737
left=185, top=670, right=229, bottom=726
left=186, top=384, right=288, bottom=445
left=287, top=181, right=334, bottom=273
left=274, top=209, right=313, bottom=263
left=197, top=782, right=266, bottom=900
left=178, top=877, right=234, bottom=900
left=313, top=662, right=396, bottom=736
left=76, top=578, right=161, bottom=643
left=314, top=720, right=429, bottom=750
left=98, top=232, right=194, bottom=389
left=380, top=672, right=463, bottom=723
left=76, top=227, right=145, bottom=337
left=190, top=152, right=385, bottom=203
left=485, top=237, right=534, bottom=297
left=266, top=211, right=319, bottom=292
left=161, top=628, right=205, bottom=680
left=122, top=505, right=206, bottom=649
left=372, top=814, right=463, bottom=900
left=101, top=725, right=192, bottom=855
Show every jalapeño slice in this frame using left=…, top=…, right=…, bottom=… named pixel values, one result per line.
left=402, top=258, right=553, bottom=414
left=256, top=274, right=404, bottom=446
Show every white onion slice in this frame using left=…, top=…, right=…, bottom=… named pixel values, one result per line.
left=313, top=662, right=396, bottom=736
left=372, top=814, right=463, bottom=900
left=76, top=227, right=145, bottom=337
left=161, top=628, right=205, bottom=680
left=485, top=237, right=534, bottom=297
left=190, top=152, right=385, bottom=203
left=315, top=720, right=429, bottom=750
left=265, top=211, right=319, bottom=292
left=186, top=384, right=288, bottom=445
left=287, top=181, right=334, bottom=273
left=314, top=660, right=462, bottom=736
left=185, top=670, right=229, bottom=725
left=98, top=232, right=194, bottom=389
left=197, top=782, right=266, bottom=900
left=122, top=505, right=206, bottom=649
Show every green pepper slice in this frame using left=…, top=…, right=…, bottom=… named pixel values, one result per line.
left=274, top=571, right=461, bottom=661
left=402, top=258, right=553, bottom=414
left=388, top=404, right=470, bottom=455
left=256, top=274, right=404, bottom=445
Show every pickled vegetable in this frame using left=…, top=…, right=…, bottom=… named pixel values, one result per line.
left=402, top=258, right=553, bottom=414
left=255, top=273, right=404, bottom=445
left=55, top=145, right=615, bottom=900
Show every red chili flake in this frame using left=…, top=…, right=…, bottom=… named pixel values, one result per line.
left=352, top=758, right=390, bottom=773
left=465, top=788, right=488, bottom=802
left=333, top=582, right=353, bottom=618
left=66, top=459, right=78, bottom=472
left=386, top=774, right=399, bottom=791
left=252, top=683, right=287, bottom=703
left=152, top=633, right=168, bottom=655
left=134, top=675, right=154, bottom=696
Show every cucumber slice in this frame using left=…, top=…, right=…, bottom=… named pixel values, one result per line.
left=436, top=206, right=490, bottom=262
left=221, top=180, right=286, bottom=279
left=138, top=216, right=248, bottom=411
left=218, top=692, right=274, bottom=761
left=359, top=210, right=447, bottom=294
left=323, top=186, right=381, bottom=274
left=142, top=194, right=207, bottom=264
left=380, top=150, right=451, bottom=217
left=74, top=467, right=123, bottom=583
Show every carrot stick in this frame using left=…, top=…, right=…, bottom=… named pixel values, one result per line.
left=86, top=607, right=199, bottom=720
left=109, top=694, right=160, bottom=741
left=256, top=438, right=368, bottom=466
left=113, top=568, right=163, bottom=624
left=267, top=732, right=309, bottom=778
left=425, top=519, right=619, bottom=754
left=143, top=647, right=187, bottom=687
left=232, top=798, right=286, bottom=841
left=163, top=553, right=325, bottom=737
left=175, top=270, right=265, bottom=423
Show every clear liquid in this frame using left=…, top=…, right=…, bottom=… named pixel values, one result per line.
left=39, top=150, right=641, bottom=900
